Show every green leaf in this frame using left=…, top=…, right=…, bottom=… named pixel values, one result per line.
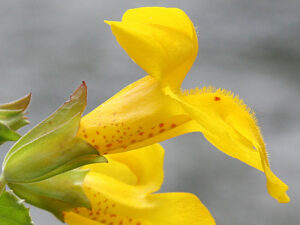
left=9, top=169, right=91, bottom=221
left=0, top=190, right=33, bottom=225
left=0, top=94, right=31, bottom=145
left=3, top=82, right=106, bottom=183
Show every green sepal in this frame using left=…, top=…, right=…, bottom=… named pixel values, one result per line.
left=0, top=190, right=33, bottom=225
left=3, top=82, right=106, bottom=183
left=0, top=123, right=21, bottom=145
left=9, top=169, right=91, bottom=221
left=0, top=94, right=31, bottom=145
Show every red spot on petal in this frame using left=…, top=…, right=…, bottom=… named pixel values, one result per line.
left=131, top=139, right=136, bottom=143
left=214, top=96, right=221, bottom=101
left=148, top=133, right=153, bottom=138
left=92, top=139, right=95, bottom=143
left=84, top=134, right=88, bottom=138
left=110, top=214, right=117, bottom=217
left=159, top=123, right=164, bottom=127
left=106, top=143, right=112, bottom=148
left=159, top=129, right=165, bottom=133
left=96, top=131, right=100, bottom=135
left=139, top=132, right=144, bottom=135
left=171, top=123, right=176, bottom=128
left=119, top=221, right=123, bottom=225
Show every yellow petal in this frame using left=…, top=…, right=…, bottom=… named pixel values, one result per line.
left=105, top=7, right=198, bottom=88
left=78, top=76, right=193, bottom=155
left=83, top=144, right=164, bottom=194
left=64, top=193, right=215, bottom=225
left=164, top=86, right=289, bottom=203
left=64, top=145, right=215, bottom=225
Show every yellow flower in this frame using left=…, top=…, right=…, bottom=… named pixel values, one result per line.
left=64, top=144, right=216, bottom=225
left=77, top=7, right=289, bottom=203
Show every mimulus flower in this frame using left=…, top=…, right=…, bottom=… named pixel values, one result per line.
left=64, top=144, right=216, bottom=225
left=77, top=7, right=289, bottom=203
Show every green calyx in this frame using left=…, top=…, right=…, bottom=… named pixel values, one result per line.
left=2, top=82, right=106, bottom=183
left=0, top=94, right=31, bottom=145
left=9, top=169, right=91, bottom=221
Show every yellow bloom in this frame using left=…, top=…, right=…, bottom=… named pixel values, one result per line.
left=77, top=7, right=289, bottom=203
left=64, top=144, right=216, bottom=225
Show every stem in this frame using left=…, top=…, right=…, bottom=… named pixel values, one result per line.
left=0, top=174, right=6, bottom=194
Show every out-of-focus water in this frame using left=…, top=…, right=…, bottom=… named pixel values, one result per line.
left=0, top=1, right=299, bottom=224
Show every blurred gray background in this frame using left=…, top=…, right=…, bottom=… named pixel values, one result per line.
left=0, top=0, right=299, bottom=224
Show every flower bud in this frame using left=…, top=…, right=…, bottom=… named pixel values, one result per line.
left=0, top=94, right=31, bottom=145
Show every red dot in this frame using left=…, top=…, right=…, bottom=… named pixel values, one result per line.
left=148, top=133, right=153, bottom=137
left=106, top=143, right=112, bottom=148
left=84, top=134, right=88, bottom=138
left=214, top=96, right=221, bottom=101
left=96, top=131, right=100, bottom=135
left=159, top=123, right=164, bottom=127
left=139, top=132, right=144, bottom=135
left=171, top=123, right=176, bottom=128
left=131, top=139, right=136, bottom=144
left=159, top=129, right=165, bottom=133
